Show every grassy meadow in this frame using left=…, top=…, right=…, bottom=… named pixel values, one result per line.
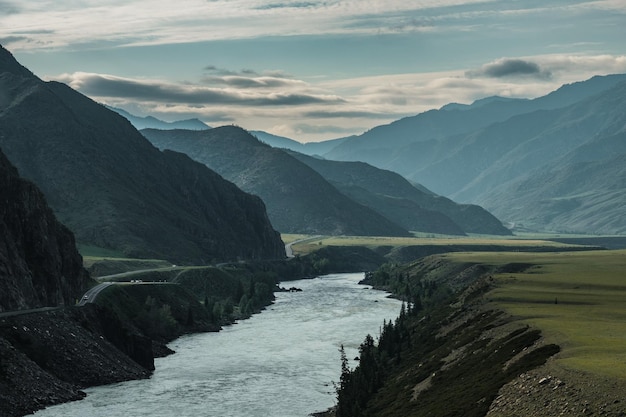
left=282, top=233, right=587, bottom=256
left=447, top=250, right=626, bottom=379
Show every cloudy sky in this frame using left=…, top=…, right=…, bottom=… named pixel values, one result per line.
left=2, top=1, right=626, bottom=142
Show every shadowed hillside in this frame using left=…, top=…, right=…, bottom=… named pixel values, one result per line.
left=141, top=126, right=412, bottom=237
left=0, top=149, right=91, bottom=312
left=287, top=151, right=511, bottom=236
left=0, top=45, right=285, bottom=264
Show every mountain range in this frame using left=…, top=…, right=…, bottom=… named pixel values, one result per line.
left=259, top=74, right=626, bottom=235
left=0, top=45, right=285, bottom=264
left=141, top=127, right=512, bottom=236
left=108, top=106, right=210, bottom=131
left=285, top=151, right=510, bottom=235
left=141, top=126, right=412, bottom=237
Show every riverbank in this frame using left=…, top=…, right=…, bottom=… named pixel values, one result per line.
left=331, top=251, right=626, bottom=416
left=0, top=305, right=152, bottom=417
left=29, top=273, right=403, bottom=417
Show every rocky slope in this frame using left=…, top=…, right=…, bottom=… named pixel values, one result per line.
left=0, top=45, right=284, bottom=264
left=0, top=148, right=91, bottom=312
left=0, top=305, right=153, bottom=417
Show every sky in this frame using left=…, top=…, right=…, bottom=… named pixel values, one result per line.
left=1, top=1, right=626, bottom=142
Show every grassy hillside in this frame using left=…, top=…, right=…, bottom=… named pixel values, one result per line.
left=287, top=234, right=595, bottom=257
left=331, top=248, right=626, bottom=416
left=473, top=250, right=626, bottom=378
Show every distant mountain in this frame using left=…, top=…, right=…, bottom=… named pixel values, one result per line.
left=0, top=148, right=91, bottom=312
left=108, top=106, right=210, bottom=130
left=477, top=132, right=626, bottom=234
left=320, top=74, right=626, bottom=234
left=141, top=127, right=412, bottom=237
left=251, top=130, right=349, bottom=156
left=323, top=74, right=626, bottom=172
left=0, top=45, right=285, bottom=264
left=286, top=151, right=511, bottom=235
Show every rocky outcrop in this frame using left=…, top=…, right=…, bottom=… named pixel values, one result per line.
left=0, top=305, right=153, bottom=417
left=0, top=149, right=91, bottom=312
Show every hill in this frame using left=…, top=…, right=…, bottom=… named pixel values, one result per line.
left=330, top=250, right=626, bottom=416
left=0, top=149, right=91, bottom=312
left=286, top=151, right=510, bottom=235
left=0, top=45, right=285, bottom=264
left=141, top=126, right=411, bottom=237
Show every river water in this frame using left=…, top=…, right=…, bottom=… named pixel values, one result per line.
left=33, top=273, right=402, bottom=417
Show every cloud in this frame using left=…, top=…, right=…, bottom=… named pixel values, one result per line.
left=203, top=65, right=258, bottom=76
left=0, top=0, right=571, bottom=51
left=303, top=110, right=396, bottom=119
left=0, top=35, right=28, bottom=45
left=269, top=122, right=364, bottom=139
left=54, top=72, right=344, bottom=106
left=466, top=58, right=553, bottom=79
left=254, top=2, right=318, bottom=10
left=200, top=66, right=301, bottom=88
left=49, top=53, right=626, bottom=142
left=0, top=1, right=19, bottom=15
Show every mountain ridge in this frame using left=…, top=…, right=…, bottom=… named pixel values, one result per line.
left=141, top=126, right=413, bottom=237
left=286, top=150, right=511, bottom=235
left=317, top=73, right=626, bottom=235
left=0, top=45, right=285, bottom=263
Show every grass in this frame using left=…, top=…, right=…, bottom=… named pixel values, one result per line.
left=285, top=233, right=588, bottom=256
left=447, top=249, right=626, bottom=380
left=77, top=244, right=126, bottom=258
left=280, top=233, right=314, bottom=244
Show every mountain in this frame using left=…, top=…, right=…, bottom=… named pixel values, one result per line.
left=322, top=74, right=626, bottom=174
left=251, top=130, right=349, bottom=156
left=477, top=132, right=626, bottom=234
left=0, top=148, right=91, bottom=312
left=286, top=151, right=511, bottom=235
left=141, top=126, right=412, bottom=237
left=319, top=74, right=626, bottom=235
left=0, top=45, right=285, bottom=264
left=108, top=106, right=210, bottom=130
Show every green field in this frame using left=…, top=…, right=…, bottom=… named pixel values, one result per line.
left=284, top=233, right=586, bottom=256
left=447, top=250, right=626, bottom=379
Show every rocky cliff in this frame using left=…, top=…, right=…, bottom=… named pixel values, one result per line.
left=0, top=149, right=91, bottom=312
left=0, top=305, right=153, bottom=417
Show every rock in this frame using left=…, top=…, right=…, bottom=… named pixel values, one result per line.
left=0, top=149, right=91, bottom=312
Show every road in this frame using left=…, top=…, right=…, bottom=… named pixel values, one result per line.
left=0, top=306, right=59, bottom=319
left=77, top=282, right=116, bottom=306
left=285, top=235, right=324, bottom=258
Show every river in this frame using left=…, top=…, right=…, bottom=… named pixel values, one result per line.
left=33, top=273, right=402, bottom=417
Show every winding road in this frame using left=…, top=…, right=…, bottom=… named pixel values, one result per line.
left=77, top=282, right=116, bottom=306
left=285, top=235, right=324, bottom=258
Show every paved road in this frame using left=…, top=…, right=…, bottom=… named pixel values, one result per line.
left=0, top=306, right=59, bottom=319
left=285, top=235, right=324, bottom=258
left=77, top=282, right=115, bottom=306
left=94, top=266, right=184, bottom=281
